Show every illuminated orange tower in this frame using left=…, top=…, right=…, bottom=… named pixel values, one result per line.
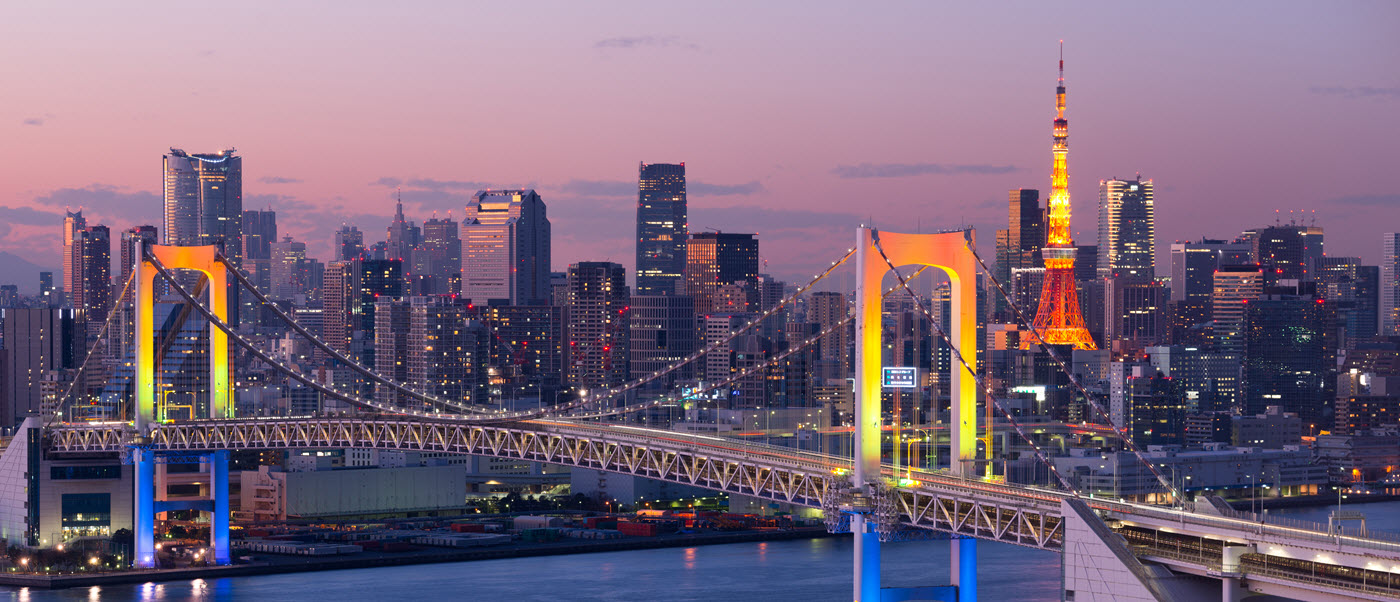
left=1024, top=43, right=1097, bottom=350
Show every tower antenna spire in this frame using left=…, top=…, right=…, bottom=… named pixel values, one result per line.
left=1059, top=40, right=1064, bottom=84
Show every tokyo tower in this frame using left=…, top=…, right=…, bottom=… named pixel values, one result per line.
left=1023, top=43, right=1097, bottom=350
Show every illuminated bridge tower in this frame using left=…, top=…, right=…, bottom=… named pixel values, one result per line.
left=1024, top=44, right=1097, bottom=351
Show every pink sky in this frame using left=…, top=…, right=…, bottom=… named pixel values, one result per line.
left=1, top=2, right=1396, bottom=288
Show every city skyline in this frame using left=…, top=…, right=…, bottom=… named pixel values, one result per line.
left=0, top=3, right=1396, bottom=288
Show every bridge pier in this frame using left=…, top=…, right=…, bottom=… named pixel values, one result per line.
left=950, top=538, right=976, bottom=602
left=853, top=514, right=881, bottom=602
left=133, top=447, right=156, bottom=568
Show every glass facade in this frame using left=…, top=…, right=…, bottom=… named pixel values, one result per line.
left=61, top=492, right=111, bottom=538
left=635, top=162, right=687, bottom=296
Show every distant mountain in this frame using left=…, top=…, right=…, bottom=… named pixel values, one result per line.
left=0, top=251, right=57, bottom=294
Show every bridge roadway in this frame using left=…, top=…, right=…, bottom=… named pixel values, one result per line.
left=43, top=417, right=1400, bottom=599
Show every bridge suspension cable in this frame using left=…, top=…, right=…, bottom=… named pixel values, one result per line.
left=217, top=254, right=496, bottom=415
left=540, top=248, right=860, bottom=415
left=563, top=266, right=932, bottom=420
left=960, top=240, right=1181, bottom=500
left=147, top=253, right=539, bottom=423
left=46, top=270, right=136, bottom=427
left=870, top=237, right=1079, bottom=492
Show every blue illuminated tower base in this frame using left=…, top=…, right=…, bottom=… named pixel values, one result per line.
left=131, top=448, right=231, bottom=568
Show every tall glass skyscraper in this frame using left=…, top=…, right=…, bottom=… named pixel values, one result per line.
left=635, top=162, right=687, bottom=296
left=1097, top=177, right=1155, bottom=280
left=163, top=149, right=242, bottom=263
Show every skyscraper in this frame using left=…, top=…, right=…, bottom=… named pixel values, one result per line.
left=78, top=225, right=112, bottom=330
left=1025, top=46, right=1096, bottom=350
left=416, top=216, right=461, bottom=294
left=334, top=225, right=365, bottom=261
left=385, top=195, right=421, bottom=263
left=462, top=190, right=551, bottom=304
left=241, top=210, right=277, bottom=261
left=1, top=308, right=82, bottom=426
left=1383, top=233, right=1400, bottom=336
left=629, top=295, right=696, bottom=388
left=566, top=262, right=629, bottom=388
left=1097, top=177, right=1155, bottom=281
left=62, top=210, right=86, bottom=307
left=635, top=162, right=688, bottom=296
left=1247, top=224, right=1324, bottom=283
left=269, top=236, right=309, bottom=299
left=808, top=291, right=850, bottom=379
left=995, top=189, right=1045, bottom=319
left=1212, top=265, right=1264, bottom=354
left=120, top=226, right=158, bottom=285
left=1243, top=289, right=1332, bottom=429
left=163, top=149, right=242, bottom=262
left=1169, top=238, right=1253, bottom=302
left=408, top=297, right=488, bottom=407
left=683, top=232, right=759, bottom=315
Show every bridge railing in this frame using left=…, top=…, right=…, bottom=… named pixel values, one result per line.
left=1110, top=500, right=1400, bottom=555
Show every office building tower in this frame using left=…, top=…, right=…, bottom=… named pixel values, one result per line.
left=38, top=272, right=54, bottom=307
left=1074, top=246, right=1098, bottom=282
left=1211, top=265, right=1264, bottom=354
left=385, top=195, right=420, bottom=262
left=1103, top=277, right=1165, bottom=352
left=335, top=225, right=365, bottom=261
left=1247, top=224, right=1323, bottom=283
left=1243, top=290, right=1333, bottom=430
left=462, top=190, right=551, bottom=304
left=702, top=314, right=767, bottom=408
left=635, top=162, right=688, bottom=296
left=566, top=262, right=629, bottom=388
left=1, top=308, right=82, bottom=426
left=120, top=226, right=158, bottom=285
left=1317, top=257, right=1381, bottom=346
left=415, top=216, right=461, bottom=294
left=408, top=297, right=488, bottom=407
left=269, top=236, right=309, bottom=300
left=808, top=291, right=849, bottom=379
left=0, top=286, right=17, bottom=308
left=1169, top=238, right=1253, bottom=302
left=476, top=301, right=566, bottom=400
left=1025, top=47, right=1096, bottom=350
left=683, top=233, right=759, bottom=315
left=323, top=259, right=404, bottom=363
left=62, top=210, right=86, bottom=306
left=163, top=149, right=242, bottom=262
left=629, top=295, right=697, bottom=389
left=1147, top=345, right=1241, bottom=414
left=1108, top=364, right=1185, bottom=447
left=995, top=189, right=1045, bottom=319
left=1097, top=177, right=1155, bottom=281
left=1384, top=233, right=1400, bottom=336
left=373, top=298, right=412, bottom=407
left=77, top=225, right=112, bottom=331
left=241, top=210, right=277, bottom=261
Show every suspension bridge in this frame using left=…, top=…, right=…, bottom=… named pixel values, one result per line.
left=10, top=229, right=1400, bottom=601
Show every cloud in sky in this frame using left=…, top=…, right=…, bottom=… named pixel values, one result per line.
left=831, top=163, right=1022, bottom=179
left=594, top=35, right=699, bottom=51
left=691, top=180, right=764, bottom=196
left=1309, top=86, right=1400, bottom=100
left=0, top=205, right=62, bottom=226
left=22, top=117, right=44, bottom=126
left=1327, top=193, right=1400, bottom=206
left=372, top=177, right=493, bottom=191
left=556, top=179, right=635, bottom=197
left=30, top=184, right=160, bottom=222
left=259, top=176, right=302, bottom=184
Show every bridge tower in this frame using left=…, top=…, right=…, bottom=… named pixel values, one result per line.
left=853, top=227, right=979, bottom=602
left=131, top=241, right=232, bottom=568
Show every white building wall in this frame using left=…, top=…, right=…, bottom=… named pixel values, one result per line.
left=284, top=465, right=466, bottom=517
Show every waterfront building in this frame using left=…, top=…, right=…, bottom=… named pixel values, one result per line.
left=635, top=162, right=688, bottom=296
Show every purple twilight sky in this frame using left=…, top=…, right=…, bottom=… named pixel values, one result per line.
left=1, top=2, right=1397, bottom=288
